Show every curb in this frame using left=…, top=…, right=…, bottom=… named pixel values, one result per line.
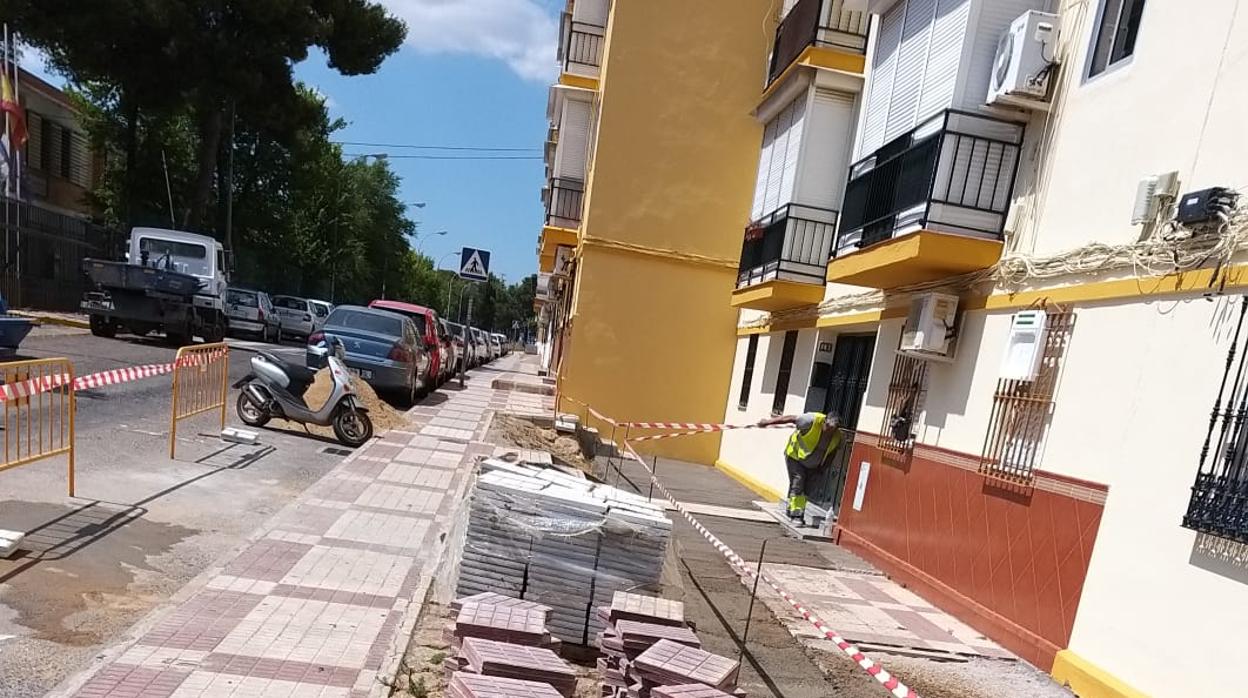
left=11, top=311, right=91, bottom=329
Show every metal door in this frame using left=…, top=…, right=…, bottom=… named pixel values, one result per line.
left=807, top=333, right=876, bottom=514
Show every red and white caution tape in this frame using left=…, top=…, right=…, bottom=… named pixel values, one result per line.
left=617, top=437, right=920, bottom=698
left=73, top=362, right=175, bottom=391
left=0, top=347, right=230, bottom=402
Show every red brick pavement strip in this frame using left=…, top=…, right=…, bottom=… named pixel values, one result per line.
left=199, top=652, right=360, bottom=687
left=72, top=665, right=191, bottom=698
left=136, top=590, right=266, bottom=652
left=221, top=538, right=313, bottom=582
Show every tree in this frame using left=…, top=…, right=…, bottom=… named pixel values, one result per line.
left=8, top=0, right=406, bottom=229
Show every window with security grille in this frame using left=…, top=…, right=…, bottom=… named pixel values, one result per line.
left=979, top=307, right=1076, bottom=482
left=738, top=334, right=760, bottom=410
left=1088, top=0, right=1146, bottom=77
left=878, top=349, right=927, bottom=454
left=1183, top=297, right=1248, bottom=543
left=771, top=331, right=799, bottom=415
left=28, top=111, right=91, bottom=188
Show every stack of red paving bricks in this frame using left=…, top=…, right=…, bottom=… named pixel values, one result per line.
left=445, top=591, right=578, bottom=697
left=598, top=592, right=743, bottom=698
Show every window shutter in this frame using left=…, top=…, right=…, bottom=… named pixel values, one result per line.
left=752, top=118, right=779, bottom=221
left=859, top=1, right=905, bottom=156
left=885, top=0, right=937, bottom=142
left=918, top=0, right=970, bottom=120
left=779, top=95, right=807, bottom=211
left=764, top=102, right=794, bottom=214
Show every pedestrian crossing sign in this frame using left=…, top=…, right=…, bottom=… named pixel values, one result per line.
left=459, top=247, right=491, bottom=282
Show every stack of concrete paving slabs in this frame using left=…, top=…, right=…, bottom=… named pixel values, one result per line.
left=449, top=671, right=565, bottom=698
left=597, top=594, right=700, bottom=698
left=450, top=591, right=554, bottom=616
left=447, top=638, right=579, bottom=698
left=607, top=592, right=686, bottom=627
left=629, top=640, right=742, bottom=698
left=456, top=461, right=672, bottom=646
left=651, top=685, right=738, bottom=698
left=447, top=602, right=562, bottom=652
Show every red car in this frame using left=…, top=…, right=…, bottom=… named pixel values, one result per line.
left=368, top=300, right=446, bottom=390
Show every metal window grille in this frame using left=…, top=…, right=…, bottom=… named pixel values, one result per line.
left=979, top=306, right=1076, bottom=482
left=1183, top=297, right=1248, bottom=543
left=877, top=349, right=927, bottom=453
left=772, top=331, right=800, bottom=415
left=739, top=335, right=760, bottom=410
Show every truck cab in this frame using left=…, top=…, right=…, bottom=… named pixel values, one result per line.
left=82, top=227, right=230, bottom=344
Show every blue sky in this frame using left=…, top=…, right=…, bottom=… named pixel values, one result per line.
left=23, top=0, right=561, bottom=283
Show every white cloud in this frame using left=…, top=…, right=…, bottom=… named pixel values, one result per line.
left=309, top=85, right=339, bottom=110
left=381, top=0, right=558, bottom=81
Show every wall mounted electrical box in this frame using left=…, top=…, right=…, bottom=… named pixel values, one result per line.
left=1000, top=310, right=1049, bottom=381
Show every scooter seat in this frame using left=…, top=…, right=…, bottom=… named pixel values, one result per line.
left=260, top=352, right=319, bottom=391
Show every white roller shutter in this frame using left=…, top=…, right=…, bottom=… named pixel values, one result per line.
left=571, top=0, right=608, bottom=26
left=751, top=119, right=779, bottom=220
left=779, top=96, right=807, bottom=210
left=797, top=89, right=856, bottom=210
left=918, top=0, right=970, bottom=120
left=859, top=1, right=904, bottom=156
left=764, top=103, right=793, bottom=214
left=555, top=98, right=591, bottom=180
left=884, top=0, right=937, bottom=142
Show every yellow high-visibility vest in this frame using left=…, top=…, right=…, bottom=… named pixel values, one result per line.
left=785, top=413, right=841, bottom=464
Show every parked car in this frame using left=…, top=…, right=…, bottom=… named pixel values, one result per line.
left=446, top=321, right=471, bottom=370
left=489, top=333, right=503, bottom=360
left=309, top=299, right=333, bottom=330
left=437, top=318, right=458, bottom=381
left=307, top=305, right=429, bottom=406
left=367, top=300, right=445, bottom=390
left=471, top=327, right=491, bottom=363
left=273, top=295, right=317, bottom=340
left=224, top=287, right=281, bottom=343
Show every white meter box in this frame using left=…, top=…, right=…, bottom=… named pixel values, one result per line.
left=1000, top=310, right=1049, bottom=381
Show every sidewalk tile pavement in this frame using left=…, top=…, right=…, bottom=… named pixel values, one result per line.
left=62, top=354, right=552, bottom=698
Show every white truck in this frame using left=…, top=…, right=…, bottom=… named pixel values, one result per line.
left=80, top=227, right=229, bottom=345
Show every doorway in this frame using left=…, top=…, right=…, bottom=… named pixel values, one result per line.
left=805, top=332, right=876, bottom=519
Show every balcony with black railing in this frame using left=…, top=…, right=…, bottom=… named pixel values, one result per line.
left=731, top=203, right=837, bottom=311
left=827, top=110, right=1025, bottom=289
left=767, top=0, right=870, bottom=86
left=545, top=177, right=585, bottom=229
left=560, top=18, right=605, bottom=80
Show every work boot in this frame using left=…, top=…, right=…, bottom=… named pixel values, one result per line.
left=788, top=509, right=805, bottom=525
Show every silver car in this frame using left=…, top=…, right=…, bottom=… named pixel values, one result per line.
left=309, top=299, right=333, bottom=330
left=225, top=288, right=280, bottom=343
left=307, top=305, right=430, bottom=406
left=273, top=295, right=316, bottom=340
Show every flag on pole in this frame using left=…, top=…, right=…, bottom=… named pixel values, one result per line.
left=1, top=71, right=26, bottom=146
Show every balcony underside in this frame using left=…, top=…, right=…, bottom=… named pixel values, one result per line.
left=731, top=279, right=825, bottom=311
left=826, top=230, right=1002, bottom=289
left=539, top=225, right=578, bottom=257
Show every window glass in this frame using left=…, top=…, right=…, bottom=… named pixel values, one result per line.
left=739, top=335, right=760, bottom=410
left=138, top=237, right=209, bottom=275
left=226, top=290, right=258, bottom=307
left=326, top=309, right=403, bottom=336
left=772, top=331, right=800, bottom=415
left=1088, top=0, right=1145, bottom=77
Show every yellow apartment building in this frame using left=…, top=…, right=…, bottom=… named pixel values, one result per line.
left=535, top=0, right=869, bottom=463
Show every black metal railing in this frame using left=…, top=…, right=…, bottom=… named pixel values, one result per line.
left=737, top=203, right=838, bottom=288
left=768, top=0, right=870, bottom=84
left=836, top=110, right=1025, bottom=257
left=0, top=197, right=120, bottom=311
left=563, top=21, right=605, bottom=74
left=545, top=177, right=585, bottom=227
left=1184, top=296, right=1248, bottom=543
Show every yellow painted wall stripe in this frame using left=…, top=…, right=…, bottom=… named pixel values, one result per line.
left=1051, top=650, right=1151, bottom=698
left=715, top=458, right=782, bottom=501
left=736, top=263, right=1248, bottom=336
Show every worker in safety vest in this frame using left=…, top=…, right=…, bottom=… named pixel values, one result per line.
left=757, top=412, right=843, bottom=523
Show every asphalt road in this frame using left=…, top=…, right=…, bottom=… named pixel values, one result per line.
left=0, top=328, right=346, bottom=697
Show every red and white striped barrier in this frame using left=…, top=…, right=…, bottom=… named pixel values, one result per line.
left=73, top=362, right=175, bottom=391
left=615, top=438, right=920, bottom=698
left=0, top=347, right=230, bottom=402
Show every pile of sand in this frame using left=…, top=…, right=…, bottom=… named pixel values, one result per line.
left=274, top=368, right=408, bottom=438
left=492, top=413, right=590, bottom=472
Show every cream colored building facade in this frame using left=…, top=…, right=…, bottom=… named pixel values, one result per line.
left=717, top=1, right=1248, bottom=696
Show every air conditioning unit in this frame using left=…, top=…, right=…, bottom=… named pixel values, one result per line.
left=987, top=11, right=1058, bottom=109
left=900, top=293, right=958, bottom=360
